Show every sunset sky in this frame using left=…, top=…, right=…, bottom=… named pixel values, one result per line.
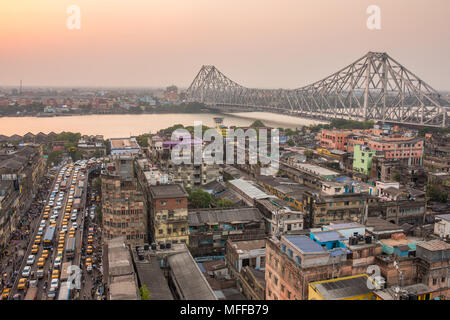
left=1, top=0, right=449, bottom=89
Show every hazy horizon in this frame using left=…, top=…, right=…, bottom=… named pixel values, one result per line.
left=1, top=0, right=449, bottom=90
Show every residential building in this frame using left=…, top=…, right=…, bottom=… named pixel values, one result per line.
left=353, top=145, right=376, bottom=175
left=188, top=207, right=265, bottom=257
left=225, top=239, right=266, bottom=279
left=148, top=184, right=189, bottom=246
left=434, top=214, right=450, bottom=239
left=308, top=274, right=377, bottom=300
left=101, top=156, right=147, bottom=244
left=110, top=137, right=141, bottom=156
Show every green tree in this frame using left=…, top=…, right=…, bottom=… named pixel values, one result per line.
left=250, top=120, right=265, bottom=128
left=140, top=285, right=151, bottom=300
left=95, top=204, right=102, bottom=224
left=426, top=184, right=448, bottom=203
left=287, top=139, right=295, bottom=147
left=136, top=134, right=150, bottom=147
left=92, top=177, right=102, bottom=192
left=216, top=198, right=235, bottom=208
left=304, top=150, right=314, bottom=159
left=188, top=189, right=215, bottom=208
left=47, top=150, right=63, bottom=166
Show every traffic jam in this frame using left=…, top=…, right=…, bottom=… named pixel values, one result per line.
left=2, top=159, right=103, bottom=300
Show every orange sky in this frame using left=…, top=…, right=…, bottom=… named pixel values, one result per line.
left=0, top=0, right=449, bottom=89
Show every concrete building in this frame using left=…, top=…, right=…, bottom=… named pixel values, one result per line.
left=225, top=239, right=266, bottom=279
left=110, top=137, right=141, bottom=156
left=434, top=214, right=450, bottom=239
left=101, top=156, right=147, bottom=244
left=255, top=198, right=303, bottom=236
left=352, top=145, right=376, bottom=175
left=149, top=184, right=189, bottom=246
left=0, top=145, right=45, bottom=249
left=188, top=207, right=265, bottom=257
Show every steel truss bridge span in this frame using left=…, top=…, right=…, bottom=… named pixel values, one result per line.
left=186, top=52, right=449, bottom=128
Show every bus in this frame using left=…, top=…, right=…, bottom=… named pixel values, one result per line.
left=61, top=262, right=72, bottom=281
left=65, top=237, right=76, bottom=259
left=43, top=226, right=56, bottom=249
left=58, top=281, right=71, bottom=300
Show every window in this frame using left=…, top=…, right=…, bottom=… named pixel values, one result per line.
left=176, top=199, right=182, bottom=204
left=442, top=277, right=446, bottom=283
left=433, top=278, right=437, bottom=286
left=160, top=200, right=167, bottom=206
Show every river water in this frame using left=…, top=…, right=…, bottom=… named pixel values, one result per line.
left=0, top=112, right=325, bottom=139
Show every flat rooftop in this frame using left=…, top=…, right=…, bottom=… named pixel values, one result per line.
left=110, top=138, right=140, bottom=149
left=311, top=231, right=346, bottom=243
left=188, top=207, right=262, bottom=226
left=150, top=184, right=188, bottom=199
left=295, top=163, right=338, bottom=177
left=310, top=275, right=373, bottom=300
left=284, top=235, right=326, bottom=254
left=230, top=239, right=266, bottom=254
left=109, top=274, right=139, bottom=300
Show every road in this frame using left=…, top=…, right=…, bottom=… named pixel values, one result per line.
left=8, top=160, right=90, bottom=300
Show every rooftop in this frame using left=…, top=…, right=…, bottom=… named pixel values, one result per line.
left=284, top=235, right=326, bottom=254
left=230, top=239, right=266, bottom=254
left=110, top=138, right=140, bottom=149
left=149, top=184, right=188, bottom=199
left=167, top=251, right=217, bottom=300
left=188, top=207, right=262, bottom=226
left=310, top=275, right=373, bottom=300
left=229, top=178, right=274, bottom=200
left=311, top=230, right=346, bottom=243
left=417, top=240, right=450, bottom=252
left=435, top=214, right=450, bottom=222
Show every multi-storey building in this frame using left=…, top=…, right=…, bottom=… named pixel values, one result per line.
left=0, top=144, right=45, bottom=249
left=148, top=184, right=189, bottom=246
left=101, top=156, right=147, bottom=244
left=352, top=145, right=376, bottom=175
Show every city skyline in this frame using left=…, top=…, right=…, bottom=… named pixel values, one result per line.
left=1, top=0, right=449, bottom=89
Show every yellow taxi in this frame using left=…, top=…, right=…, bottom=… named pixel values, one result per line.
left=59, top=235, right=65, bottom=241
left=51, top=270, right=59, bottom=279
left=37, top=257, right=45, bottom=268
left=41, top=250, right=49, bottom=259
left=18, top=278, right=27, bottom=290
left=59, top=230, right=66, bottom=236
left=43, top=213, right=49, bottom=220
left=34, top=236, right=41, bottom=244
left=85, top=258, right=92, bottom=267
left=87, top=236, right=93, bottom=244
left=57, top=244, right=64, bottom=250
left=31, top=245, right=39, bottom=254
left=57, top=250, right=63, bottom=258
left=50, top=221, right=57, bottom=227
left=87, top=246, right=93, bottom=254
left=69, top=230, right=75, bottom=237
left=1, top=288, right=10, bottom=299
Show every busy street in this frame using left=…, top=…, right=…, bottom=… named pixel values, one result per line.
left=1, top=159, right=105, bottom=300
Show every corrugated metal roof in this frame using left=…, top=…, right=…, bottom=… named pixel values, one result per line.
left=229, top=179, right=274, bottom=200
left=188, top=207, right=262, bottom=226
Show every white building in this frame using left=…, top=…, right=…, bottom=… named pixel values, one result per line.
left=434, top=214, right=450, bottom=239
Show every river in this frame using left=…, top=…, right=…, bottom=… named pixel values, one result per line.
left=0, top=112, right=326, bottom=139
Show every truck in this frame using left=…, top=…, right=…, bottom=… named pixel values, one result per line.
left=74, top=187, right=82, bottom=199
left=60, top=181, right=67, bottom=191
left=24, top=287, right=38, bottom=300
left=65, top=237, right=76, bottom=260
left=61, top=262, right=72, bottom=282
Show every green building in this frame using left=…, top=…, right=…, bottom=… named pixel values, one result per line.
left=353, top=145, right=376, bottom=175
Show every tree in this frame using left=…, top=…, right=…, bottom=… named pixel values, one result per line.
left=92, top=177, right=102, bottom=192
left=95, top=205, right=102, bottom=224
left=392, top=173, right=401, bottom=182
left=216, top=198, right=235, bottom=208
left=426, top=184, right=448, bottom=203
left=188, top=189, right=215, bottom=208
left=136, top=134, right=150, bottom=147
left=47, top=150, right=63, bottom=166
left=250, top=120, right=265, bottom=128
left=304, top=150, right=314, bottom=159
left=287, top=139, right=295, bottom=147
left=140, top=285, right=151, bottom=300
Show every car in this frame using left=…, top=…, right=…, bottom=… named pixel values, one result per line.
left=62, top=225, right=68, bottom=232
left=48, top=201, right=54, bottom=207
left=54, top=257, right=62, bottom=268
left=2, top=288, right=11, bottom=299
left=42, top=250, right=49, bottom=258
left=18, top=278, right=27, bottom=290
left=43, top=213, right=49, bottom=220
left=87, top=237, right=93, bottom=244
left=49, top=221, right=57, bottom=227
left=86, top=264, right=93, bottom=272
left=55, top=205, right=62, bottom=210
left=59, top=230, right=66, bottom=236
left=37, top=227, right=44, bottom=236
left=31, top=245, right=39, bottom=254
left=34, top=237, right=41, bottom=245
left=22, top=266, right=31, bottom=278
left=71, top=214, right=77, bottom=222
left=26, top=255, right=35, bottom=265
left=36, top=269, right=44, bottom=279
left=39, top=220, right=46, bottom=228
left=50, top=278, right=59, bottom=289
left=37, top=258, right=45, bottom=268
left=58, top=243, right=64, bottom=250
left=47, top=288, right=56, bottom=299
left=56, top=250, right=63, bottom=258
left=87, top=246, right=93, bottom=254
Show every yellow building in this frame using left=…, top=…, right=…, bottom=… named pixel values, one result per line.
left=308, top=274, right=377, bottom=300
